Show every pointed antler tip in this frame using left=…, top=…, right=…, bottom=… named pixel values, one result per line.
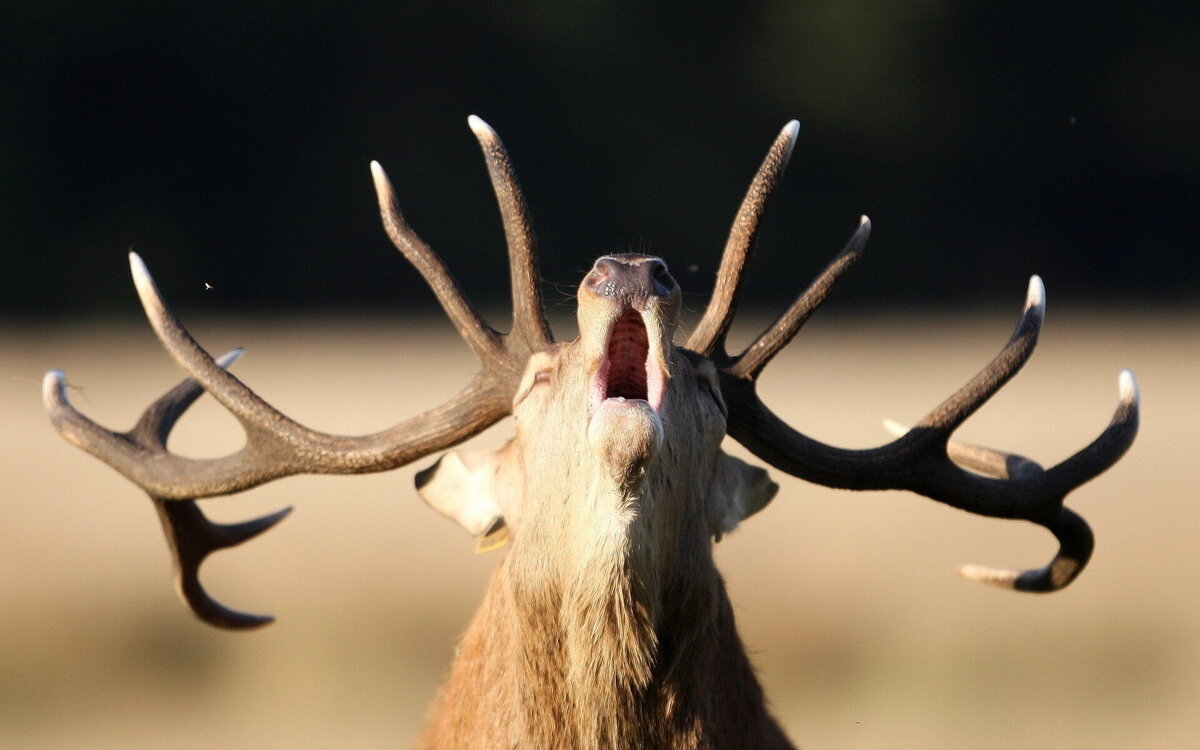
left=1118, top=369, right=1138, bottom=404
left=369, top=160, right=391, bottom=189
left=959, top=563, right=1020, bottom=589
left=187, top=593, right=278, bottom=631
left=1024, top=275, right=1046, bottom=313
left=776, top=121, right=801, bottom=162
left=467, top=114, right=495, bottom=138
left=370, top=162, right=402, bottom=213
left=129, top=253, right=160, bottom=304
left=215, top=348, right=245, bottom=369
left=43, top=369, right=67, bottom=404
left=851, top=216, right=872, bottom=245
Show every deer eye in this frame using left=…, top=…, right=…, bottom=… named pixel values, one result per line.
left=513, top=364, right=554, bottom=410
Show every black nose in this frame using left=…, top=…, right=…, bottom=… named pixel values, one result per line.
left=584, top=254, right=676, bottom=309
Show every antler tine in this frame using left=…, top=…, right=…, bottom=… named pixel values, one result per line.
left=45, top=368, right=140, bottom=469
left=370, top=160, right=504, bottom=365
left=911, top=276, right=1045, bottom=439
left=881, top=417, right=1043, bottom=480
left=687, top=120, right=800, bottom=358
left=1046, top=370, right=1140, bottom=490
left=467, top=115, right=554, bottom=351
left=960, top=507, right=1094, bottom=592
left=729, top=216, right=870, bottom=379
left=155, top=498, right=293, bottom=629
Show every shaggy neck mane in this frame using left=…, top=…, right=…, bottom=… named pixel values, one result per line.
left=556, top=523, right=660, bottom=747
left=507, top=494, right=723, bottom=750
left=417, top=477, right=780, bottom=750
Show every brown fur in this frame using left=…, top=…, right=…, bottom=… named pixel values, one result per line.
left=414, top=261, right=791, bottom=748
left=417, top=481, right=792, bottom=750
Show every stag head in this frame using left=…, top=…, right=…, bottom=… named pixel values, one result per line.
left=418, top=250, right=776, bottom=596
left=45, top=117, right=1139, bottom=634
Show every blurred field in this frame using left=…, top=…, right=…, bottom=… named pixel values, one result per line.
left=2, top=310, right=1196, bottom=749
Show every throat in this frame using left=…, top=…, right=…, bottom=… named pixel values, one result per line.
left=505, top=494, right=716, bottom=745
left=559, top=539, right=659, bottom=745
left=560, top=493, right=661, bottom=692
left=433, top=492, right=737, bottom=749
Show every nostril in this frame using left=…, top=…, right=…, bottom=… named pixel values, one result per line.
left=586, top=258, right=619, bottom=297
left=649, top=260, right=675, bottom=297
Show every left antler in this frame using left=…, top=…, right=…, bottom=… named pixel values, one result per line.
left=691, top=122, right=1140, bottom=591
left=44, top=117, right=551, bottom=628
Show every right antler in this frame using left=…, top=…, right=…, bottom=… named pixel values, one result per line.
left=44, top=116, right=551, bottom=628
left=691, top=121, right=1140, bottom=593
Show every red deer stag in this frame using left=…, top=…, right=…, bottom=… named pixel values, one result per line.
left=45, top=118, right=1139, bottom=749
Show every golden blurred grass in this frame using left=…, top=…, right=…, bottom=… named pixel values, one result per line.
left=2, top=310, right=1196, bottom=749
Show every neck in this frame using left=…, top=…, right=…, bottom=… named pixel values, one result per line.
left=416, top=477, right=784, bottom=750
left=512, top=489, right=721, bottom=750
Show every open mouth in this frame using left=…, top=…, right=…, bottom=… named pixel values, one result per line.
left=590, top=308, right=666, bottom=413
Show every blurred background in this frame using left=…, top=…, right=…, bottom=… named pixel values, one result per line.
left=2, top=1, right=1197, bottom=748
left=3, top=1, right=1197, bottom=316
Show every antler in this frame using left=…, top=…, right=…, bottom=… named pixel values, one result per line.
left=694, top=123, right=1140, bottom=591
left=44, top=116, right=552, bottom=628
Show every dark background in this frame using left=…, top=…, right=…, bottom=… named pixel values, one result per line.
left=3, top=1, right=1197, bottom=321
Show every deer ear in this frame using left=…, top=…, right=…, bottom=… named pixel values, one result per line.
left=712, top=453, right=779, bottom=541
left=416, top=448, right=514, bottom=548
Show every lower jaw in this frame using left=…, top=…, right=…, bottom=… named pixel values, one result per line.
left=588, top=399, right=664, bottom=481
